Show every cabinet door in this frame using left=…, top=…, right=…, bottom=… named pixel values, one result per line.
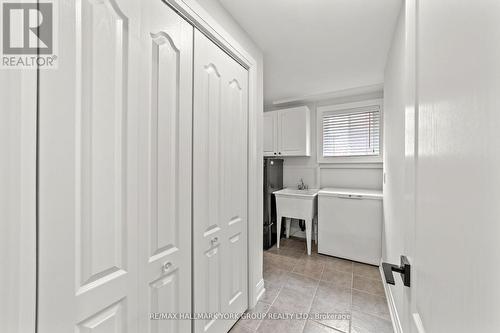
left=277, top=107, right=311, bottom=156
left=193, top=30, right=249, bottom=333
left=38, top=0, right=140, bottom=331
left=263, top=112, right=277, bottom=156
left=137, top=2, right=193, bottom=333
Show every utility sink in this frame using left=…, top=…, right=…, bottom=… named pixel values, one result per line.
left=273, top=188, right=319, bottom=255
left=273, top=188, right=319, bottom=198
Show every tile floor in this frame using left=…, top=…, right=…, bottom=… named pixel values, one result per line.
left=230, top=237, right=393, bottom=333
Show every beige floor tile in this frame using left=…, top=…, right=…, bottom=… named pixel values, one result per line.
left=229, top=320, right=255, bottom=333
left=300, top=252, right=332, bottom=263
left=292, top=258, right=325, bottom=280
left=310, top=281, right=351, bottom=332
left=323, top=257, right=354, bottom=274
left=263, top=267, right=289, bottom=286
left=352, top=290, right=390, bottom=321
left=310, top=282, right=351, bottom=308
left=238, top=301, right=271, bottom=331
left=351, top=310, right=393, bottom=333
left=256, top=306, right=306, bottom=333
left=264, top=252, right=298, bottom=272
left=352, top=275, right=385, bottom=296
left=303, top=320, right=345, bottom=333
left=262, top=239, right=393, bottom=333
left=310, top=315, right=350, bottom=333
left=284, top=272, right=320, bottom=295
left=267, top=245, right=305, bottom=259
left=321, top=267, right=353, bottom=289
left=352, top=263, right=382, bottom=281
left=280, top=237, right=307, bottom=250
left=273, top=286, right=315, bottom=313
left=260, top=281, right=281, bottom=305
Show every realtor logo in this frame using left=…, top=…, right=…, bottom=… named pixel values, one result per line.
left=1, top=0, right=57, bottom=68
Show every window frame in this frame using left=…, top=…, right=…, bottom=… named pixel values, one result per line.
left=316, top=99, right=383, bottom=164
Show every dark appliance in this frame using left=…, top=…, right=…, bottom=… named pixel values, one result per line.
left=263, top=158, right=283, bottom=250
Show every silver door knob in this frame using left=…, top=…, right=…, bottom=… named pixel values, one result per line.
left=162, top=261, right=172, bottom=273
left=211, top=237, right=219, bottom=246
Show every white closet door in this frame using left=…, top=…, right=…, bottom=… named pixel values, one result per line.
left=137, top=1, right=193, bottom=333
left=193, top=30, right=249, bottom=333
left=38, top=0, right=140, bottom=331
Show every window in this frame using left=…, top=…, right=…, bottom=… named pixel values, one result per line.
left=317, top=100, right=382, bottom=163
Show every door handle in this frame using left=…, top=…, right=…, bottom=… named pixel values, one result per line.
left=162, top=261, right=172, bottom=273
left=337, top=194, right=363, bottom=200
left=382, top=255, right=411, bottom=287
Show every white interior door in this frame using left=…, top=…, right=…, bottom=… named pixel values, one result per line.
left=137, top=1, right=193, bottom=332
left=402, top=1, right=418, bottom=331
left=37, top=0, right=140, bottom=331
left=0, top=62, right=37, bottom=333
left=409, top=1, right=500, bottom=332
left=193, top=29, right=249, bottom=333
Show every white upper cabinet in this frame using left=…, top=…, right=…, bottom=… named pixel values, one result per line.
left=263, top=111, right=277, bottom=156
left=278, top=106, right=311, bottom=156
left=263, top=106, right=311, bottom=157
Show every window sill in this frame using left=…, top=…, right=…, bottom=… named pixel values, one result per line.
left=317, top=156, right=383, bottom=168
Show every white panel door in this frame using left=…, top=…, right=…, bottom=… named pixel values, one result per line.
left=38, top=0, right=140, bottom=331
left=0, top=61, right=37, bottom=333
left=138, top=1, right=193, bottom=333
left=263, top=111, right=277, bottom=156
left=193, top=30, right=249, bottom=333
left=408, top=1, right=500, bottom=332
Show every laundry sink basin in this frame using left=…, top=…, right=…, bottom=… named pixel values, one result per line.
left=273, top=188, right=319, bottom=255
left=273, top=188, right=319, bottom=198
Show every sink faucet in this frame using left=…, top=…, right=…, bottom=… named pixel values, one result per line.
left=298, top=178, right=308, bottom=190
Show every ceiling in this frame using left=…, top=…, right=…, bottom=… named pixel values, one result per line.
left=218, top=0, right=402, bottom=106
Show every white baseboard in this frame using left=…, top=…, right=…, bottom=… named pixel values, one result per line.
left=254, top=278, right=265, bottom=305
left=379, top=263, right=403, bottom=333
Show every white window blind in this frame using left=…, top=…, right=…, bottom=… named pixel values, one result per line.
left=322, top=106, right=380, bottom=157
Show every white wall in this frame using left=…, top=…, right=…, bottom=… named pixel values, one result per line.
left=266, top=93, right=383, bottom=238
left=382, top=4, right=409, bottom=332
left=190, top=0, right=262, bottom=63
left=266, top=93, right=384, bottom=191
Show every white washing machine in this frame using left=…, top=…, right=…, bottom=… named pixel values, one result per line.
left=318, top=188, right=383, bottom=265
